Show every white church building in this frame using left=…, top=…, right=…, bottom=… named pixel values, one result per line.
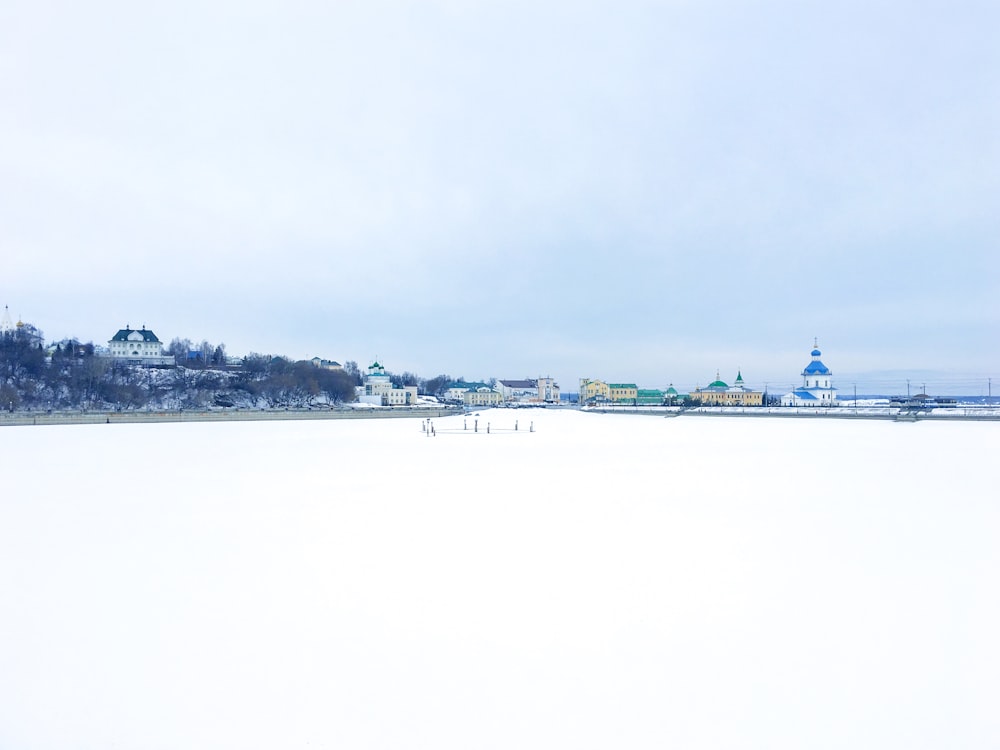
left=356, top=361, right=418, bottom=406
left=782, top=342, right=838, bottom=407
left=1, top=305, right=16, bottom=334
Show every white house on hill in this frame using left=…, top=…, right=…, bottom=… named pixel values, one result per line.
left=310, top=357, right=342, bottom=371
left=107, top=325, right=174, bottom=366
left=782, top=342, right=837, bottom=407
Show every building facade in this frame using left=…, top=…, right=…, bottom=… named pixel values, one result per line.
left=496, top=378, right=561, bottom=403
left=636, top=389, right=665, bottom=405
left=692, top=371, right=763, bottom=406
left=444, top=382, right=503, bottom=407
left=462, top=386, right=504, bottom=407
left=579, top=378, right=610, bottom=404
left=536, top=377, right=560, bottom=403
left=310, top=357, right=343, bottom=371
left=357, top=361, right=418, bottom=406
left=607, top=383, right=638, bottom=403
left=107, top=325, right=174, bottom=366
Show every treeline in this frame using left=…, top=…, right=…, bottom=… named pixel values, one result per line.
left=2, top=323, right=460, bottom=412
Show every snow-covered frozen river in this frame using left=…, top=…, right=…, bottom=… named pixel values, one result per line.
left=2, top=410, right=997, bottom=749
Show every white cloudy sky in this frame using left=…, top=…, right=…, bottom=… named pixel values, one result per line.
left=2, top=1, right=998, bottom=393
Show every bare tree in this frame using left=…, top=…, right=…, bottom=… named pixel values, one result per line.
left=343, top=360, right=362, bottom=385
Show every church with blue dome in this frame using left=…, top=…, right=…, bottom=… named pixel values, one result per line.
left=781, top=341, right=838, bottom=407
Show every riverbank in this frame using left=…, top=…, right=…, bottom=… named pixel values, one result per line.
left=5, top=402, right=999, bottom=427
left=0, top=405, right=462, bottom=427
left=582, top=405, right=1000, bottom=421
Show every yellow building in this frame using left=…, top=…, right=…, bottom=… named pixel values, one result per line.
left=579, top=378, right=610, bottom=404
left=608, top=383, right=638, bottom=403
left=463, top=387, right=503, bottom=407
left=692, top=371, right=763, bottom=406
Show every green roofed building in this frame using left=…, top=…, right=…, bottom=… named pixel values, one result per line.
left=636, top=389, right=665, bottom=405
left=444, top=381, right=502, bottom=407
left=609, top=383, right=638, bottom=403
left=692, top=371, right=763, bottom=406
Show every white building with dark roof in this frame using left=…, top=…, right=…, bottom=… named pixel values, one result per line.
left=310, top=357, right=342, bottom=371
left=107, top=325, right=174, bottom=366
left=782, top=341, right=837, bottom=407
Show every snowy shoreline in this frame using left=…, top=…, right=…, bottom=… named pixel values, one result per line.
left=581, top=404, right=1000, bottom=421
left=0, top=405, right=462, bottom=427
left=4, top=402, right=999, bottom=427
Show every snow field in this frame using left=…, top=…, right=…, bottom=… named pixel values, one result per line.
left=1, top=410, right=997, bottom=749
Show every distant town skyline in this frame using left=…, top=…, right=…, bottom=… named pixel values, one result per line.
left=2, top=303, right=994, bottom=398
left=3, top=2, right=997, bottom=397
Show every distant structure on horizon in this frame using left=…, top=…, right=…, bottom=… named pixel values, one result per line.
left=496, top=378, right=560, bottom=404
left=691, top=371, right=763, bottom=406
left=578, top=379, right=678, bottom=406
left=0, top=305, right=16, bottom=334
left=578, top=378, right=637, bottom=404
left=782, top=341, right=837, bottom=407
left=357, top=360, right=418, bottom=406
left=445, top=377, right=560, bottom=406
left=445, top=381, right=503, bottom=407
left=310, top=357, right=343, bottom=371
left=106, top=325, right=174, bottom=366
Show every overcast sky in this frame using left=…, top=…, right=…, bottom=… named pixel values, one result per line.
left=2, top=1, right=998, bottom=394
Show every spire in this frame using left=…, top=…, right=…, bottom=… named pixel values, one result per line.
left=0, top=305, right=13, bottom=333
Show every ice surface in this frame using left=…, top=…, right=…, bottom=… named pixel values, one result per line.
left=1, top=410, right=998, bottom=749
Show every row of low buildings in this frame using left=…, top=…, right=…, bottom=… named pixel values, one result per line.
left=443, top=377, right=560, bottom=407
left=580, top=343, right=839, bottom=408
left=579, top=379, right=684, bottom=406
left=580, top=372, right=766, bottom=407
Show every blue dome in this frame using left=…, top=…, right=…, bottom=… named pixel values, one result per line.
left=811, top=348, right=822, bottom=357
